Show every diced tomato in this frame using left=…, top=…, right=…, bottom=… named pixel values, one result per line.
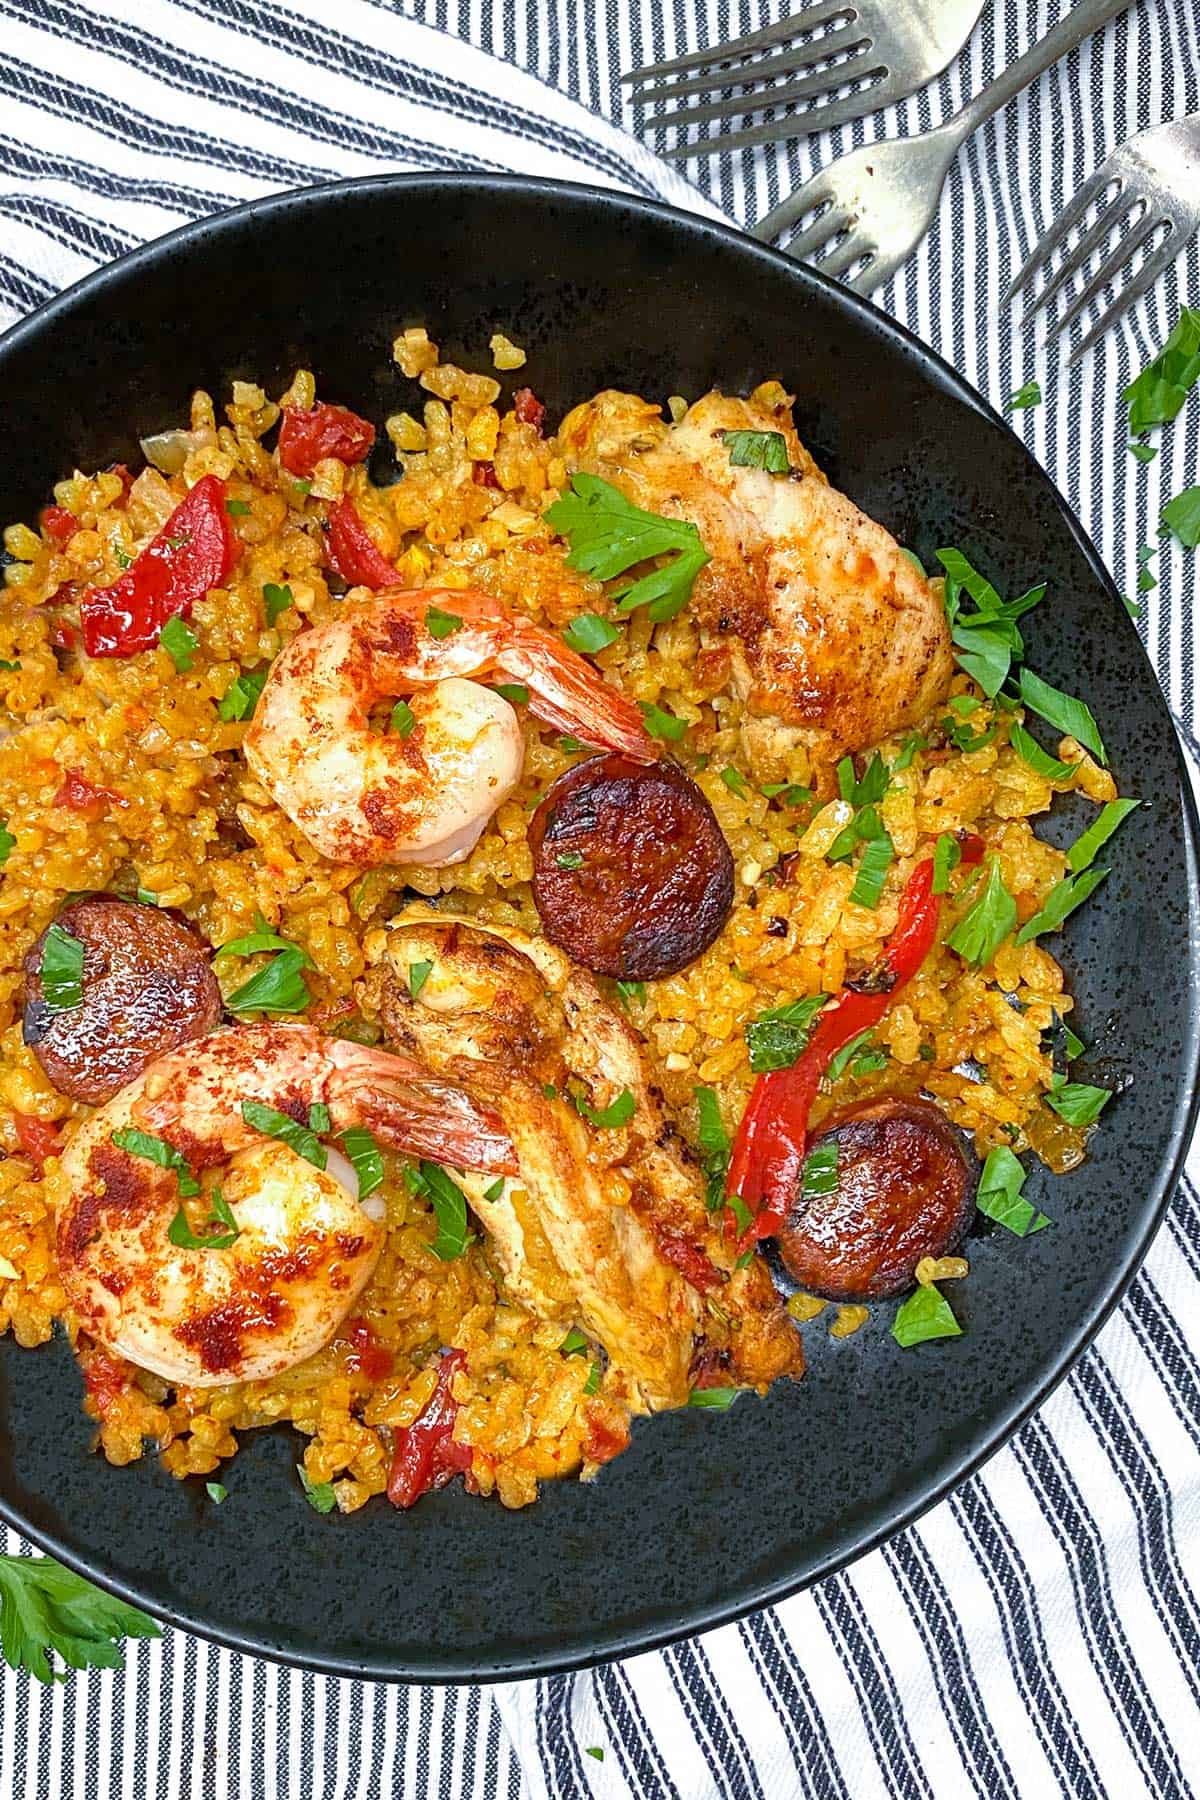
left=324, top=498, right=402, bottom=590
left=513, top=388, right=546, bottom=434
left=386, top=1349, right=472, bottom=1508
left=581, top=1411, right=629, bottom=1467
left=54, top=768, right=123, bottom=817
left=13, top=1114, right=61, bottom=1171
left=343, top=1317, right=394, bottom=1383
left=41, top=506, right=79, bottom=545
left=277, top=404, right=376, bottom=478
left=81, top=1346, right=130, bottom=1415
left=472, top=461, right=500, bottom=490
left=79, top=474, right=239, bottom=657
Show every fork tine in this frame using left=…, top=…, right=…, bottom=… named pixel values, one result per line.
left=817, top=236, right=870, bottom=280
left=621, top=3, right=854, bottom=85
left=670, top=78, right=891, bottom=163
left=1016, top=192, right=1136, bottom=326
left=1005, top=168, right=1113, bottom=306
left=1048, top=213, right=1162, bottom=346
left=780, top=200, right=852, bottom=262
left=632, top=22, right=867, bottom=106
left=1066, top=235, right=1181, bottom=365
left=648, top=44, right=875, bottom=133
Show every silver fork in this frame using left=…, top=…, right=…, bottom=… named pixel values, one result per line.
left=621, top=0, right=987, bottom=162
left=1007, top=115, right=1200, bottom=364
left=754, top=0, right=1136, bottom=294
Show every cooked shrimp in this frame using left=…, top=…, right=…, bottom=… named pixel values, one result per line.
left=55, top=1022, right=515, bottom=1387
left=244, top=588, right=655, bottom=866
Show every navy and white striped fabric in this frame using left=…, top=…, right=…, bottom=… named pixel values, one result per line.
left=2, top=0, right=1199, bottom=1794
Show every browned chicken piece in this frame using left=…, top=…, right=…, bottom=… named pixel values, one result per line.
left=556, top=388, right=953, bottom=779
left=378, top=911, right=802, bottom=1412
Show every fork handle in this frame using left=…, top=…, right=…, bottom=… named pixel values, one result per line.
left=944, top=0, right=1137, bottom=146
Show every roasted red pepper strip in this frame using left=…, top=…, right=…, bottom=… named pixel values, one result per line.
left=277, top=403, right=376, bottom=478
left=386, top=1349, right=472, bottom=1508
left=727, top=838, right=984, bottom=1241
left=79, top=474, right=239, bottom=657
left=324, top=498, right=402, bottom=590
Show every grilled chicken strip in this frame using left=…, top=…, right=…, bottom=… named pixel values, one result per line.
left=379, top=910, right=802, bottom=1412
left=556, top=388, right=953, bottom=778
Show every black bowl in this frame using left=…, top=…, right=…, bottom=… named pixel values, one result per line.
left=1, top=174, right=1196, bottom=1683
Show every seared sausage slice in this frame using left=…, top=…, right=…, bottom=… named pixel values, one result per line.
left=530, top=754, right=734, bottom=980
left=23, top=895, right=222, bottom=1104
left=777, top=1097, right=975, bottom=1300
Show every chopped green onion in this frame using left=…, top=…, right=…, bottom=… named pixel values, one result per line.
left=240, top=1100, right=327, bottom=1170
left=297, top=1466, right=337, bottom=1514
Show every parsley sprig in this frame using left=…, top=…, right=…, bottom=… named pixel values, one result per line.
left=545, top=473, right=710, bottom=622
left=0, top=1554, right=160, bottom=1682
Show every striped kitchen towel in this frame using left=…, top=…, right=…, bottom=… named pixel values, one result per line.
left=2, top=0, right=1199, bottom=1795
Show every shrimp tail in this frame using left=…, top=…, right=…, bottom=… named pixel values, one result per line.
left=329, top=1042, right=518, bottom=1174
left=501, top=630, right=657, bottom=763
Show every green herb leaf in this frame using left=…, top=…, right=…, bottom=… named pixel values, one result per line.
left=218, top=669, right=268, bottom=723
left=695, top=1086, right=731, bottom=1212
left=39, top=921, right=85, bottom=1013
left=761, top=781, right=813, bottom=805
left=1046, top=1075, right=1112, bottom=1127
left=976, top=1145, right=1050, bottom=1236
left=746, top=995, right=827, bottom=1073
left=723, top=429, right=790, bottom=473
left=1017, top=668, right=1106, bottom=765
left=135, top=887, right=158, bottom=906
left=220, top=912, right=310, bottom=962
left=0, top=1553, right=161, bottom=1682
left=932, top=832, right=962, bottom=895
left=936, top=549, right=1046, bottom=698
left=892, top=733, right=925, bottom=773
left=225, top=946, right=311, bottom=1015
left=413, top=1161, right=472, bottom=1260
left=159, top=615, right=198, bottom=672
left=0, top=659, right=21, bottom=671
left=802, top=1140, right=839, bottom=1200
left=494, top=682, right=529, bottom=706
left=563, top=613, right=620, bottom=654
left=583, top=1361, right=602, bottom=1395
left=946, top=858, right=1017, bottom=967
left=425, top=606, right=463, bottom=639
left=559, top=736, right=584, bottom=753
left=391, top=698, right=416, bottom=738
left=225, top=499, right=250, bottom=517
left=1009, top=722, right=1076, bottom=782
left=308, top=1101, right=331, bottom=1135
left=1129, top=442, right=1158, bottom=463
left=408, top=959, right=433, bottom=997
left=167, top=1188, right=240, bottom=1250
left=575, top=1088, right=636, bottom=1130
left=949, top=694, right=981, bottom=717
left=1067, top=798, right=1139, bottom=872
left=616, top=980, right=647, bottom=1008
left=891, top=1284, right=962, bottom=1347
left=641, top=700, right=688, bottom=743
left=544, top=472, right=710, bottom=624
left=1015, top=865, right=1109, bottom=945
left=482, top=1176, right=505, bottom=1201
left=0, top=819, right=14, bottom=866
left=263, top=582, right=294, bottom=625
left=825, top=1029, right=885, bottom=1085
left=1161, top=485, right=1200, bottom=549
left=338, top=1125, right=384, bottom=1199
left=584, top=1748, right=605, bottom=1763
left=555, top=850, right=584, bottom=870
left=849, top=831, right=894, bottom=909
left=720, top=766, right=750, bottom=798
left=297, top=1466, right=337, bottom=1514
left=111, top=1127, right=200, bottom=1197
left=1005, top=380, right=1042, bottom=412
left=560, top=1327, right=589, bottom=1356
left=240, top=1100, right=328, bottom=1170
left=1123, top=307, right=1200, bottom=433
left=687, top=1386, right=738, bottom=1408
left=205, top=1482, right=228, bottom=1504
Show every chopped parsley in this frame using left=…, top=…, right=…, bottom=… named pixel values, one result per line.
left=391, top=699, right=416, bottom=738
left=559, top=735, right=584, bottom=752
left=946, top=857, right=1016, bottom=967
left=976, top=1145, right=1050, bottom=1236
left=482, top=1176, right=506, bottom=1201
left=849, top=831, right=894, bottom=909
left=687, top=1385, right=738, bottom=1408
left=544, top=472, right=710, bottom=623
left=218, top=669, right=268, bottom=723
left=931, top=832, right=962, bottom=894
left=225, top=946, right=311, bottom=1015
left=1004, top=380, right=1042, bottom=412
left=206, top=1482, right=228, bottom=1504
left=560, top=1327, right=589, bottom=1356
left=1161, top=485, right=1200, bottom=549
left=555, top=850, right=584, bottom=869
left=762, top=781, right=812, bottom=806
left=0, top=1553, right=160, bottom=1682
left=584, top=1748, right=605, bottom=1763
left=424, top=606, right=463, bottom=639
left=616, top=980, right=647, bottom=1008
left=225, top=499, right=251, bottom=516
left=720, top=766, right=750, bottom=798
left=111, top=1127, right=200, bottom=1197
left=1123, top=307, right=1200, bottom=434
left=241, top=1100, right=327, bottom=1170
left=307, top=1102, right=331, bottom=1135
left=159, top=615, right=198, bottom=672
left=297, top=1466, right=337, bottom=1514
left=695, top=1087, right=731, bottom=1211
left=339, top=1125, right=384, bottom=1199
left=263, top=582, right=294, bottom=625
left=641, top=700, right=688, bottom=742
left=0, top=819, right=14, bottom=866
left=936, top=547, right=1046, bottom=697
left=1129, top=442, right=1157, bottom=463
left=575, top=1088, right=636, bottom=1129
left=167, top=1188, right=240, bottom=1250
left=38, top=921, right=85, bottom=1012
left=892, top=733, right=925, bottom=772
left=801, top=1141, right=839, bottom=1200
left=408, top=959, right=433, bottom=997
left=1015, top=865, right=1109, bottom=946
left=745, top=995, right=827, bottom=1073
left=825, top=1030, right=886, bottom=1085
left=408, top=1161, right=472, bottom=1260
left=563, top=613, right=620, bottom=654
left=1046, top=1075, right=1111, bottom=1127
left=891, top=1283, right=961, bottom=1347
left=494, top=683, right=529, bottom=705
left=583, top=1361, right=602, bottom=1395
left=723, top=429, right=789, bottom=473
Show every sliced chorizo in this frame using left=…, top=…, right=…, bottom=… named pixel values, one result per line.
left=529, top=754, right=733, bottom=980
left=777, top=1097, right=975, bottom=1301
left=22, top=895, right=222, bottom=1104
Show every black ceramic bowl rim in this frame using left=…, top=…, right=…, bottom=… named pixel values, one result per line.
left=1, top=172, right=1198, bottom=1683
